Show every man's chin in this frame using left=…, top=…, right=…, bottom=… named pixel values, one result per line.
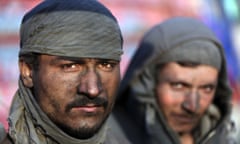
left=59, top=123, right=103, bottom=139
left=55, top=115, right=109, bottom=139
left=173, top=126, right=195, bottom=135
left=48, top=110, right=110, bottom=139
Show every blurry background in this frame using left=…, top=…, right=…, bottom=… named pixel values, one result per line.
left=0, top=0, right=239, bottom=140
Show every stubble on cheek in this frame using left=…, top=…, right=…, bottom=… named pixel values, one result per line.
left=37, top=73, right=73, bottom=120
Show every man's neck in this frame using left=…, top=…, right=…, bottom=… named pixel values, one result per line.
left=179, top=133, right=194, bottom=144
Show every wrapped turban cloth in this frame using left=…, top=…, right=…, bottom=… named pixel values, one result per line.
left=19, top=0, right=123, bottom=61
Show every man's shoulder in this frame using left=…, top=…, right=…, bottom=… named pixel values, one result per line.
left=0, top=124, right=7, bottom=142
left=0, top=124, right=12, bottom=144
left=105, top=115, right=132, bottom=144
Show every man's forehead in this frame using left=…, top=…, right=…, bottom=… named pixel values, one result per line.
left=40, top=55, right=118, bottom=62
left=158, top=62, right=218, bottom=82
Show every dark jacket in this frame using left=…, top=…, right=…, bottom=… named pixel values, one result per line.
left=0, top=124, right=11, bottom=144
left=0, top=112, right=130, bottom=144
left=0, top=81, right=130, bottom=144
left=0, top=134, right=11, bottom=144
left=113, top=17, right=235, bottom=144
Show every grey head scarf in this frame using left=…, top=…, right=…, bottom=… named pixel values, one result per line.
left=8, top=0, right=123, bottom=143
left=20, top=0, right=123, bottom=60
left=117, top=17, right=232, bottom=144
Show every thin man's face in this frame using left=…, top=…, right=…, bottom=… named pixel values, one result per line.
left=32, top=55, right=120, bottom=138
left=156, top=62, right=218, bottom=134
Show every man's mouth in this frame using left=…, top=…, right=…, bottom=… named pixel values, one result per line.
left=171, top=114, right=196, bottom=124
left=72, top=104, right=102, bottom=113
left=66, top=96, right=108, bottom=113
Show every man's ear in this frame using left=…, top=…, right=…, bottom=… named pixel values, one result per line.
left=19, top=60, right=33, bottom=88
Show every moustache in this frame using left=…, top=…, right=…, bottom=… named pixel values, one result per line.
left=66, top=95, right=108, bottom=112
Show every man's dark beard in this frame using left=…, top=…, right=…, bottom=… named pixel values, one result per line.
left=53, top=114, right=109, bottom=139
left=51, top=96, right=109, bottom=139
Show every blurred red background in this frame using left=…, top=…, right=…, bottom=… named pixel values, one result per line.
left=0, top=0, right=239, bottom=140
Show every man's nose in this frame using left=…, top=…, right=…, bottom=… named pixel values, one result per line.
left=78, top=69, right=102, bottom=98
left=182, top=90, right=200, bottom=113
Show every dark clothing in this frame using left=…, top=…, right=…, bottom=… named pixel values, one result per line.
left=0, top=116, right=130, bottom=144
left=113, top=17, right=236, bottom=144
left=1, top=121, right=129, bottom=144
left=0, top=136, right=12, bottom=144
left=0, top=132, right=12, bottom=144
left=0, top=80, right=130, bottom=144
left=0, top=125, right=11, bottom=144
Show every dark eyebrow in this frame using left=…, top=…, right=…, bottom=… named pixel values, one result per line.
left=97, top=59, right=119, bottom=63
left=50, top=56, right=119, bottom=64
left=161, top=76, right=192, bottom=88
left=178, top=81, right=192, bottom=88
left=56, top=56, right=80, bottom=61
left=48, top=56, right=80, bottom=65
left=200, top=81, right=218, bottom=88
left=53, top=56, right=92, bottom=63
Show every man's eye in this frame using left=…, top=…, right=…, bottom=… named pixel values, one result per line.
left=61, top=63, right=82, bottom=72
left=98, top=62, right=115, bottom=71
left=202, top=85, right=215, bottom=93
left=171, top=82, right=184, bottom=90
